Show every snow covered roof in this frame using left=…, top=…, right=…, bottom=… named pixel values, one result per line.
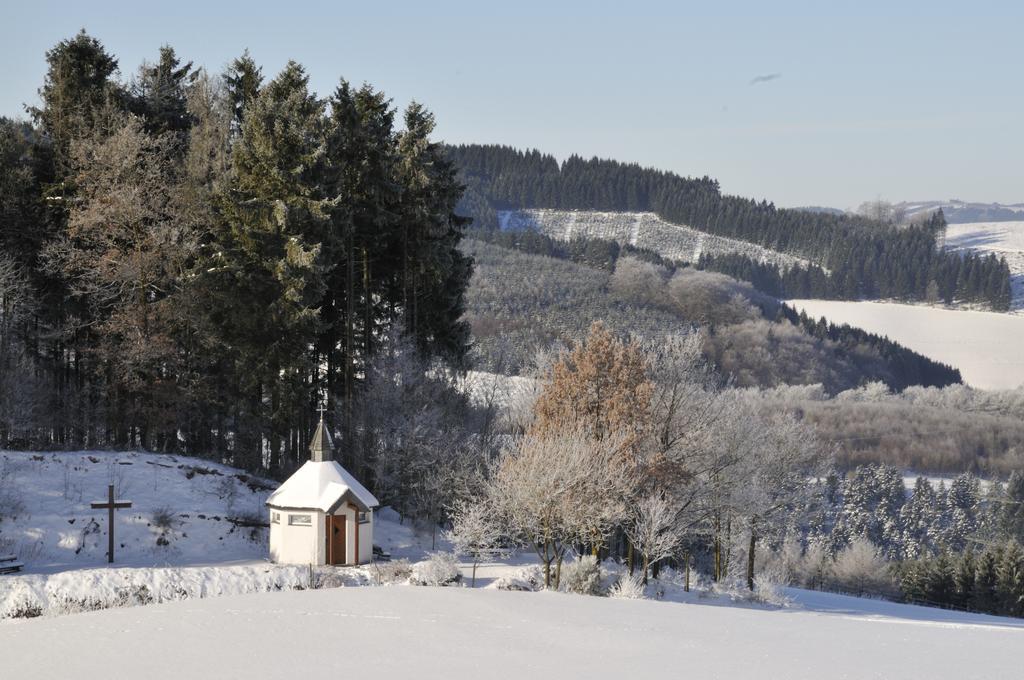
left=266, top=460, right=379, bottom=512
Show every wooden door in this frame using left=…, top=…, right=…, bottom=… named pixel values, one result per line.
left=328, top=516, right=347, bottom=565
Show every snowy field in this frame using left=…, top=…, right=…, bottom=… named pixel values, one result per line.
left=499, top=209, right=812, bottom=270
left=3, top=584, right=1022, bottom=680
left=789, top=300, right=1024, bottom=390
left=4, top=450, right=1024, bottom=677
left=946, top=220, right=1024, bottom=310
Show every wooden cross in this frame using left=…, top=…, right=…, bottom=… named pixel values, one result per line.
left=90, top=484, right=133, bottom=564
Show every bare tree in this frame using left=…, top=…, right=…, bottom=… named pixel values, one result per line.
left=733, top=412, right=822, bottom=590
left=856, top=199, right=905, bottom=227
left=447, top=496, right=507, bottom=587
left=488, top=426, right=637, bottom=589
left=626, top=492, right=685, bottom=583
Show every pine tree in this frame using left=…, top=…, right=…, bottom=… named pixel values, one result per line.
left=202, top=61, right=330, bottom=472
left=30, top=30, right=122, bottom=182
left=130, top=45, right=196, bottom=137
left=900, top=477, right=939, bottom=559
left=924, top=553, right=956, bottom=606
left=395, top=102, right=472, bottom=361
left=223, top=50, right=263, bottom=134
left=997, top=541, right=1024, bottom=617
left=973, top=548, right=1001, bottom=614
left=953, top=549, right=976, bottom=610
left=995, top=471, right=1024, bottom=542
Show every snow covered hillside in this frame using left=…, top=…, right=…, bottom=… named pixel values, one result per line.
left=789, top=300, right=1024, bottom=390
left=499, top=208, right=812, bottom=270
left=4, top=584, right=1022, bottom=680
left=946, top=220, right=1024, bottom=310
left=0, top=450, right=445, bottom=576
left=0, top=450, right=276, bottom=573
left=899, top=199, right=1024, bottom=224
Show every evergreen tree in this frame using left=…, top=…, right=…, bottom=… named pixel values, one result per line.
left=973, top=548, right=1001, bottom=614
left=202, top=61, right=330, bottom=472
left=395, top=102, right=472, bottom=361
left=223, top=50, right=263, bottom=134
left=997, top=542, right=1024, bottom=617
left=30, top=30, right=122, bottom=182
left=924, top=553, right=956, bottom=605
left=943, top=473, right=981, bottom=551
left=900, top=477, right=939, bottom=559
left=953, top=549, right=976, bottom=610
left=994, top=471, right=1024, bottom=542
left=130, top=45, right=197, bottom=138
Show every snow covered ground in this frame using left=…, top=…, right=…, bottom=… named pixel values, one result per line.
left=3, top=583, right=1022, bottom=679
left=0, top=450, right=436, bottom=576
left=946, top=220, right=1024, bottom=310
left=499, top=208, right=813, bottom=270
left=789, top=300, right=1024, bottom=390
left=0, top=450, right=275, bottom=574
left=4, top=450, right=1024, bottom=677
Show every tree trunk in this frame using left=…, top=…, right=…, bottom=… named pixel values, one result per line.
left=747, top=526, right=757, bottom=591
left=684, top=552, right=690, bottom=592
left=345, top=231, right=355, bottom=435
left=713, top=535, right=721, bottom=582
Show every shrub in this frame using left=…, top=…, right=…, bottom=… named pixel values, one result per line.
left=373, top=559, right=413, bottom=585
left=152, top=507, right=178, bottom=531
left=410, top=552, right=462, bottom=587
left=489, top=565, right=544, bottom=592
left=608, top=573, right=645, bottom=600
left=829, top=538, right=897, bottom=597
left=752, top=564, right=792, bottom=607
left=560, top=555, right=603, bottom=595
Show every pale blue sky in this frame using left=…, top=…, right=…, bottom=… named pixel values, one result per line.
left=2, top=0, right=1021, bottom=208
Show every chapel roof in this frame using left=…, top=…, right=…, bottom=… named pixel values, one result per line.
left=266, top=459, right=379, bottom=512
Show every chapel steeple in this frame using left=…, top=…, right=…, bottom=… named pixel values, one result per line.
left=309, top=407, right=333, bottom=462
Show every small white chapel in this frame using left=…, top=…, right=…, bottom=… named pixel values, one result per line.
left=266, top=415, right=379, bottom=566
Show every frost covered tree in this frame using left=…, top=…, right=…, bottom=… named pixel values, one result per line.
left=44, top=115, right=193, bottom=448
left=354, top=328, right=479, bottom=526
left=900, top=477, right=940, bottom=559
left=626, top=492, right=684, bottom=584
left=447, top=496, right=506, bottom=587
left=834, top=464, right=906, bottom=559
left=942, top=473, right=981, bottom=552
left=488, top=426, right=636, bottom=589
left=735, top=412, right=821, bottom=590
left=830, top=538, right=895, bottom=596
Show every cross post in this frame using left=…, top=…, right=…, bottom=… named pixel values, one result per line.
left=90, top=484, right=133, bottom=564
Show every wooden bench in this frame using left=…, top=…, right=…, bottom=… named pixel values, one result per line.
left=0, top=554, right=23, bottom=574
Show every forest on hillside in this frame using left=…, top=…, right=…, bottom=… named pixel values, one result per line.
left=464, top=237, right=958, bottom=393
left=463, top=236, right=961, bottom=391
left=0, top=32, right=472, bottom=470
left=448, top=144, right=1013, bottom=310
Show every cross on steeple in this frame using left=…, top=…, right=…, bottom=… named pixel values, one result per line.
left=317, top=403, right=327, bottom=421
